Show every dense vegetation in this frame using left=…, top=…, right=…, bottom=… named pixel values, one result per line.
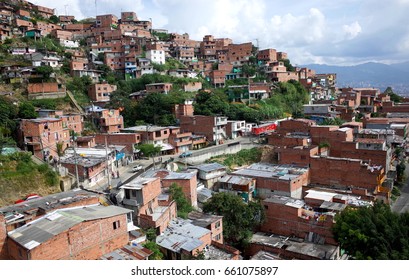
left=0, top=152, right=60, bottom=206
left=203, top=192, right=265, bottom=250
left=207, top=147, right=262, bottom=170
left=169, top=183, right=194, bottom=218
left=333, top=202, right=409, bottom=259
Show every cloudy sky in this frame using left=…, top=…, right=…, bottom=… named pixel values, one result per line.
left=31, top=0, right=409, bottom=66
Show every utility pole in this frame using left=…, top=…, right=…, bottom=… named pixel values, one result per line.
left=105, top=135, right=111, bottom=188
left=72, top=134, right=80, bottom=188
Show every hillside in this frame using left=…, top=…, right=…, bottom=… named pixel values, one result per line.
left=0, top=153, right=60, bottom=207
left=303, top=62, right=409, bottom=94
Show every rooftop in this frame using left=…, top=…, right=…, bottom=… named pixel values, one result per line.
left=192, top=163, right=226, bottom=173
left=264, top=195, right=305, bottom=209
left=100, top=244, right=152, bottom=260
left=120, top=177, right=158, bottom=190
left=218, top=175, right=253, bottom=185
left=0, top=189, right=98, bottom=224
left=156, top=218, right=210, bottom=253
left=8, top=205, right=132, bottom=250
left=188, top=211, right=222, bottom=228
left=60, top=155, right=105, bottom=167
left=232, top=163, right=308, bottom=181
left=250, top=232, right=339, bottom=260
left=121, top=125, right=168, bottom=132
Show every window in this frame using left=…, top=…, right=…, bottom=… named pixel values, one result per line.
left=215, top=221, right=221, bottom=229
left=113, top=220, right=120, bottom=230
left=215, top=234, right=221, bottom=241
left=264, top=205, right=269, bottom=210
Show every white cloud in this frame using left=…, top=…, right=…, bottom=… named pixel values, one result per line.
left=342, top=21, right=362, bottom=40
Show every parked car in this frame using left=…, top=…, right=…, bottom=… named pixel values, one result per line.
left=131, top=164, right=143, bottom=172
left=15, top=194, right=42, bottom=204
left=179, top=151, right=192, bottom=158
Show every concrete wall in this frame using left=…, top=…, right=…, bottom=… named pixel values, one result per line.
left=182, top=142, right=257, bottom=165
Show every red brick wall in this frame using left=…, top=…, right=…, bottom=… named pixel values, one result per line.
left=162, top=177, right=197, bottom=207
left=180, top=115, right=215, bottom=141
left=260, top=200, right=337, bottom=245
left=139, top=201, right=177, bottom=234
left=95, top=133, right=141, bottom=154
left=310, top=156, right=382, bottom=191
left=0, top=215, right=8, bottom=260
left=278, top=119, right=316, bottom=135
left=268, top=133, right=309, bottom=147
left=209, top=219, right=224, bottom=244
left=28, top=83, right=60, bottom=94
left=7, top=214, right=128, bottom=260
left=276, top=146, right=317, bottom=166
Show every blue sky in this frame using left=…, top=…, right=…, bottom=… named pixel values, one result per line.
left=31, top=0, right=409, bottom=66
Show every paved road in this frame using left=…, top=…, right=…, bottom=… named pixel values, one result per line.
left=87, top=136, right=260, bottom=192
left=391, top=162, right=409, bottom=214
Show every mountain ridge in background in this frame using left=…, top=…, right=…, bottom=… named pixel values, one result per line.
left=302, top=61, right=409, bottom=94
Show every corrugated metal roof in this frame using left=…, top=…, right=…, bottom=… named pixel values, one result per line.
left=194, top=163, right=226, bottom=172
left=232, top=163, right=308, bottom=180
left=218, top=175, right=253, bottom=185
left=156, top=219, right=209, bottom=253
left=8, top=205, right=131, bottom=249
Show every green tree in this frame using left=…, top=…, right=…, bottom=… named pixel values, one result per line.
left=242, top=64, right=256, bottom=77
left=203, top=192, right=265, bottom=250
left=137, top=143, right=161, bottom=168
left=333, top=202, right=409, bottom=259
left=143, top=241, right=164, bottom=260
left=169, top=183, right=193, bottom=218
left=35, top=65, right=54, bottom=80
left=384, top=86, right=403, bottom=103
left=49, top=15, right=59, bottom=24
left=18, top=102, right=38, bottom=119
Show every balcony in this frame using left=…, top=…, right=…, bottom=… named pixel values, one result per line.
left=215, top=117, right=228, bottom=126
left=122, top=198, right=140, bottom=207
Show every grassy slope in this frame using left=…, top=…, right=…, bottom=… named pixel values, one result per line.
left=0, top=155, right=60, bottom=207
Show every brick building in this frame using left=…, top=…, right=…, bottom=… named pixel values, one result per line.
left=95, top=133, right=141, bottom=155
left=309, top=155, right=386, bottom=199
left=227, top=42, right=252, bottom=65
left=145, top=83, right=173, bottom=94
left=260, top=195, right=338, bottom=245
left=96, top=14, right=118, bottom=28
left=0, top=189, right=101, bottom=259
left=7, top=205, right=133, bottom=260
left=217, top=175, right=256, bottom=203
left=180, top=115, right=228, bottom=144
left=119, top=177, right=177, bottom=234
left=60, top=155, right=108, bottom=187
left=232, top=163, right=310, bottom=199
left=248, top=233, right=341, bottom=260
left=168, top=127, right=192, bottom=154
left=257, top=48, right=277, bottom=64
left=27, top=82, right=65, bottom=98
left=188, top=211, right=224, bottom=244
left=156, top=218, right=239, bottom=260
left=151, top=169, right=198, bottom=208
left=190, top=163, right=227, bottom=190
left=277, top=119, right=316, bottom=135
left=89, top=108, right=124, bottom=133
left=19, top=118, right=70, bottom=160
left=121, top=125, right=171, bottom=147
left=88, top=83, right=117, bottom=104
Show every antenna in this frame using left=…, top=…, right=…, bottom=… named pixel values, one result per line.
left=64, top=5, right=68, bottom=16
left=95, top=0, right=97, bottom=18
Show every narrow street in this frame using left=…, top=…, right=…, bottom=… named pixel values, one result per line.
left=88, top=136, right=260, bottom=192
left=391, top=162, right=409, bottom=214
